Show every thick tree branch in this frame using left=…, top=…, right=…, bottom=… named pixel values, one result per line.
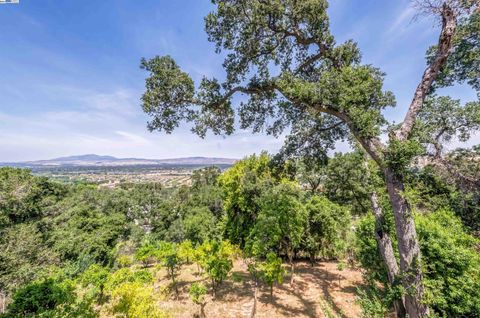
left=213, top=80, right=386, bottom=166
left=294, top=51, right=325, bottom=74
left=208, top=83, right=276, bottom=108
left=266, top=16, right=317, bottom=46
left=311, top=106, right=386, bottom=165
left=396, top=4, right=457, bottom=141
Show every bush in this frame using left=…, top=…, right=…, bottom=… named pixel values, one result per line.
left=105, top=268, right=153, bottom=292
left=356, top=286, right=389, bottom=318
left=78, top=264, right=110, bottom=301
left=110, top=282, right=166, bottom=318
left=355, top=209, right=480, bottom=316
left=416, top=209, right=480, bottom=317
left=189, top=282, right=207, bottom=318
left=303, top=196, right=351, bottom=261
left=5, top=279, right=71, bottom=316
left=199, top=240, right=236, bottom=297
left=4, top=279, right=98, bottom=318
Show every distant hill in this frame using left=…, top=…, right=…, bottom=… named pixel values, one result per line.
left=0, top=154, right=237, bottom=167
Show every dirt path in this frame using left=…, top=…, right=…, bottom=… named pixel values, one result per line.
left=155, top=260, right=364, bottom=318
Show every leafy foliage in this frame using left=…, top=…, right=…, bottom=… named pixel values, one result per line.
left=324, top=151, right=371, bottom=215
left=0, top=168, right=65, bottom=228
left=259, top=253, right=285, bottom=299
left=303, top=196, right=350, bottom=261
left=199, top=240, right=236, bottom=296
left=5, top=279, right=71, bottom=317
left=0, top=223, right=60, bottom=294
left=218, top=153, right=279, bottom=246
left=189, top=282, right=207, bottom=305
left=109, top=282, right=166, bottom=318
left=355, top=209, right=480, bottom=317
left=246, top=182, right=307, bottom=259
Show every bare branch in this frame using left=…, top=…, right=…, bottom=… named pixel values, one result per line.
left=396, top=4, right=457, bottom=141
left=412, top=0, right=478, bottom=17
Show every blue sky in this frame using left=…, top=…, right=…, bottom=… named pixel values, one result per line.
left=0, top=0, right=477, bottom=162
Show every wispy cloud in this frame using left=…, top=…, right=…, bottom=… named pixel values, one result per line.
left=115, top=131, right=151, bottom=145
left=386, top=6, right=416, bottom=36
left=0, top=85, right=288, bottom=162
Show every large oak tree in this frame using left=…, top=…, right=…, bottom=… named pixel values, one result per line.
left=140, top=1, right=479, bottom=317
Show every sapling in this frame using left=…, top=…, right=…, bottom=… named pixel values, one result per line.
left=189, top=282, right=207, bottom=318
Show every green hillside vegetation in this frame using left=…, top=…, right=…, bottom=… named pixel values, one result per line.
left=1, top=149, right=479, bottom=317
left=1, top=1, right=479, bottom=317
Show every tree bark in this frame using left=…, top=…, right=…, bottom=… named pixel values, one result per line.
left=396, top=4, right=457, bottom=141
left=211, top=279, right=216, bottom=298
left=287, top=249, right=295, bottom=285
left=384, top=168, right=429, bottom=318
left=310, top=252, right=315, bottom=267
left=370, top=191, right=406, bottom=318
left=250, top=280, right=258, bottom=318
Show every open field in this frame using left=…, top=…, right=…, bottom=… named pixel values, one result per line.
left=28, top=164, right=232, bottom=188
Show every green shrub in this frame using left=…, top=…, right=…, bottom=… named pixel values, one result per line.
left=105, top=268, right=153, bottom=292
left=110, top=282, right=166, bottom=318
left=355, top=209, right=480, bottom=316
left=189, top=282, right=207, bottom=305
left=259, top=252, right=285, bottom=300
left=5, top=279, right=71, bottom=316
left=416, top=209, right=480, bottom=317
left=356, top=286, right=389, bottom=318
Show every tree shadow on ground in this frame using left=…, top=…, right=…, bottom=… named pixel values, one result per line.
left=271, top=279, right=319, bottom=317
left=161, top=261, right=362, bottom=317
left=295, top=262, right=354, bottom=318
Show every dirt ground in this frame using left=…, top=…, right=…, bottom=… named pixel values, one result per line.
left=155, top=260, right=365, bottom=318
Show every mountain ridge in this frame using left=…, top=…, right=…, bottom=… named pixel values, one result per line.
left=1, top=154, right=238, bottom=167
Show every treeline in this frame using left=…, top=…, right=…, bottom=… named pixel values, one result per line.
left=0, top=149, right=479, bottom=317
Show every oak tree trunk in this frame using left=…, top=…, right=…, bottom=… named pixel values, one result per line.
left=384, top=168, right=429, bottom=318
left=370, top=191, right=406, bottom=318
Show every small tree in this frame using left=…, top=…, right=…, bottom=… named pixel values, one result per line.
left=178, top=240, right=194, bottom=264
left=189, top=282, right=207, bottom=318
left=202, top=240, right=235, bottom=298
left=260, top=253, right=285, bottom=302
left=156, top=242, right=181, bottom=297
left=247, top=182, right=307, bottom=284
left=303, top=196, right=350, bottom=262
left=5, top=279, right=72, bottom=317
left=79, top=264, right=110, bottom=302
left=134, top=242, right=157, bottom=267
